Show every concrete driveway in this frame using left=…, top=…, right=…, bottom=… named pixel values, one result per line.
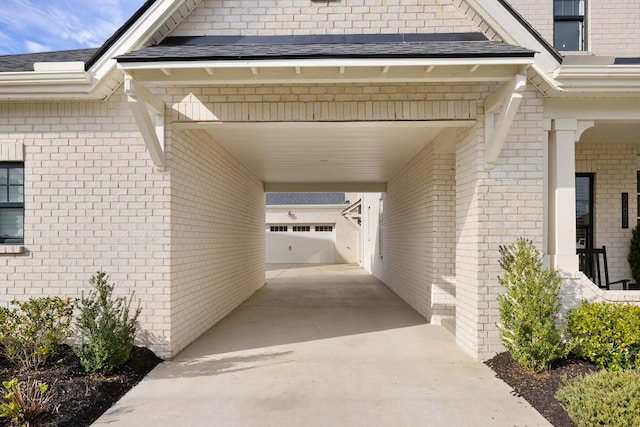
left=94, top=264, right=550, bottom=426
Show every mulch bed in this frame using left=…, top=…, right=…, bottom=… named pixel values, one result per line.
left=0, top=345, right=161, bottom=427
left=486, top=352, right=599, bottom=427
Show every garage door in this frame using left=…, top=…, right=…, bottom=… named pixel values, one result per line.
left=266, top=224, right=335, bottom=263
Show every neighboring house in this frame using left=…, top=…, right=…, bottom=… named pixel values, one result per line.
left=1, top=0, right=639, bottom=360
left=265, top=192, right=360, bottom=264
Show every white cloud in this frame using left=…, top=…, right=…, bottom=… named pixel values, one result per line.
left=0, top=0, right=146, bottom=54
left=25, top=41, right=51, bottom=53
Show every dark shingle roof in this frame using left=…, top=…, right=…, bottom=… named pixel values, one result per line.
left=266, top=193, right=346, bottom=205
left=0, top=48, right=98, bottom=72
left=615, top=58, right=640, bottom=65
left=117, top=33, right=535, bottom=63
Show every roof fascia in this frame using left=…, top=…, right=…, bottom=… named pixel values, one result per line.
left=90, top=0, right=195, bottom=82
left=461, top=0, right=561, bottom=89
left=0, top=0, right=198, bottom=101
left=553, top=64, right=640, bottom=92
left=118, top=57, right=534, bottom=85
left=0, top=61, right=90, bottom=86
left=84, top=0, right=158, bottom=70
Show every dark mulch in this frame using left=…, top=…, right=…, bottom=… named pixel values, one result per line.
left=0, top=345, right=161, bottom=427
left=486, top=352, right=599, bottom=427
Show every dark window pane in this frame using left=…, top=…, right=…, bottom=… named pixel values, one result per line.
left=8, top=186, right=23, bottom=203
left=0, top=208, right=23, bottom=240
left=0, top=187, right=6, bottom=202
left=8, top=168, right=23, bottom=185
left=637, top=171, right=640, bottom=193
left=555, top=0, right=584, bottom=17
left=555, top=20, right=582, bottom=51
left=576, top=176, right=591, bottom=226
left=0, top=169, right=6, bottom=184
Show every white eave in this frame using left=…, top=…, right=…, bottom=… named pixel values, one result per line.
left=553, top=64, right=640, bottom=93
left=0, top=61, right=92, bottom=99
left=118, top=57, right=534, bottom=85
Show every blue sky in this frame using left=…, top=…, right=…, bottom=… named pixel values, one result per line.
left=0, top=0, right=147, bottom=55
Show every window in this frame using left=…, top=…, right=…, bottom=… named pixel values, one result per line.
left=554, top=0, right=586, bottom=51
left=576, top=173, right=593, bottom=250
left=0, top=163, right=24, bottom=244
left=378, top=197, right=384, bottom=258
left=292, top=226, right=310, bottom=232
left=315, top=225, right=333, bottom=232
left=637, top=171, right=640, bottom=226
left=270, top=225, right=288, bottom=232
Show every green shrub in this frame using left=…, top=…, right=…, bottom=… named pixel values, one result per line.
left=567, top=300, right=640, bottom=369
left=497, top=238, right=567, bottom=373
left=556, top=369, right=640, bottom=427
left=0, top=297, right=74, bottom=369
left=628, top=224, right=640, bottom=284
left=0, top=377, right=52, bottom=426
left=73, top=271, right=141, bottom=373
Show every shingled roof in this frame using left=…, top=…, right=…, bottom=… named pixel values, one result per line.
left=0, top=48, right=98, bottom=72
left=116, top=33, right=536, bottom=63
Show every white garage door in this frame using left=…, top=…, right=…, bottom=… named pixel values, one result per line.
left=266, top=224, right=335, bottom=263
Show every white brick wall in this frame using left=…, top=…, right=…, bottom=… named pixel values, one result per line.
left=168, top=84, right=477, bottom=123
left=455, top=88, right=546, bottom=360
left=0, top=93, right=173, bottom=357
left=168, top=127, right=265, bottom=356
left=575, top=142, right=637, bottom=281
left=384, top=142, right=456, bottom=324
left=504, top=0, right=640, bottom=56
left=589, top=0, right=640, bottom=57
left=172, top=0, right=477, bottom=36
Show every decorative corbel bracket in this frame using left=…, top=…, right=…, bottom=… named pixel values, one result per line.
left=341, top=199, right=362, bottom=227
left=484, top=73, right=527, bottom=169
left=124, top=75, right=166, bottom=170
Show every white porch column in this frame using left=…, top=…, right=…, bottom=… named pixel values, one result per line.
left=546, top=118, right=593, bottom=273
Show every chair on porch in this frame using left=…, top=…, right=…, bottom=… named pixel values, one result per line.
left=577, top=246, right=631, bottom=290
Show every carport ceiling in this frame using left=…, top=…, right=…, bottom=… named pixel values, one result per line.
left=580, top=121, right=640, bottom=145
left=176, top=121, right=471, bottom=191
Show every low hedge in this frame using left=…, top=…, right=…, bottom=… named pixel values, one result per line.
left=567, top=300, right=640, bottom=370
left=556, top=369, right=640, bottom=427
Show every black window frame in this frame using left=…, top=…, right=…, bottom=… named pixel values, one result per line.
left=0, top=162, right=25, bottom=244
left=554, top=0, right=587, bottom=51
left=576, top=173, right=594, bottom=251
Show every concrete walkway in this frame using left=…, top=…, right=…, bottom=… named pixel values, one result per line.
left=94, top=264, right=550, bottom=427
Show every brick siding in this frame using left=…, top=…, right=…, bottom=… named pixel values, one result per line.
left=168, top=127, right=265, bottom=355
left=172, top=0, right=477, bottom=37
left=0, top=94, right=173, bottom=357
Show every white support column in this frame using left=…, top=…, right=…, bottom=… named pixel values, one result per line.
left=547, top=118, right=594, bottom=273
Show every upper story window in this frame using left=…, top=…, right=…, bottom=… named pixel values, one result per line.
left=554, top=0, right=586, bottom=51
left=0, top=163, right=24, bottom=244
left=270, top=225, right=288, bottom=232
